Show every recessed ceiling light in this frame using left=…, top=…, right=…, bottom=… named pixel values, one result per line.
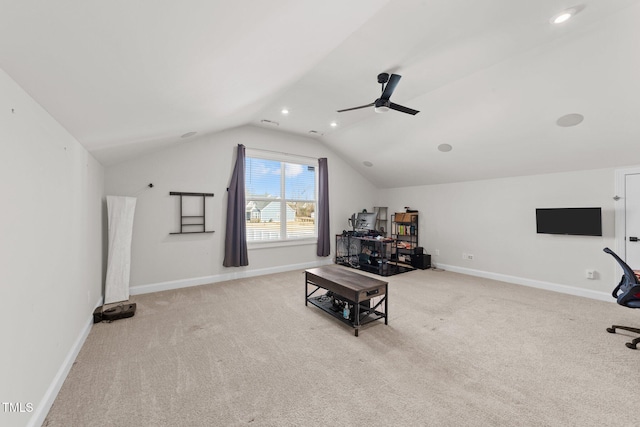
left=330, top=122, right=338, bottom=127
left=556, top=113, right=584, bottom=127
left=438, top=144, right=453, bottom=152
left=551, top=7, right=579, bottom=24
left=281, top=108, right=289, bottom=115
left=363, top=161, right=373, bottom=167
left=181, top=131, right=197, bottom=138
left=553, top=12, right=572, bottom=24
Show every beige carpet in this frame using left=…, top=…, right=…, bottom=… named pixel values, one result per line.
left=44, top=267, right=640, bottom=426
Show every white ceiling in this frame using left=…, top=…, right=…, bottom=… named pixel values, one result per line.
left=2, top=0, right=640, bottom=188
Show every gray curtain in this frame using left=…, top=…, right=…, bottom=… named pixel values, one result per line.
left=223, top=144, right=249, bottom=267
left=317, top=157, right=330, bottom=257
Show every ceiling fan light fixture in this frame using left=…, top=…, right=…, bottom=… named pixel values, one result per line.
left=374, top=98, right=391, bottom=113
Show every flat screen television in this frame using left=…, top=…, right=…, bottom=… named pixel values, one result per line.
left=535, top=207, right=602, bottom=236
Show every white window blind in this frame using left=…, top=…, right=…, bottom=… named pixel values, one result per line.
left=245, top=151, right=317, bottom=243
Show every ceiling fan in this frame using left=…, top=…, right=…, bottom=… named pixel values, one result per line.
left=337, top=72, right=419, bottom=115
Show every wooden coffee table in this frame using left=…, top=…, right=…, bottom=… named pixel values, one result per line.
left=305, top=265, right=388, bottom=336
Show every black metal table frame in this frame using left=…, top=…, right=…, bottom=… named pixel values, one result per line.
left=335, top=233, right=414, bottom=276
left=305, top=272, right=388, bottom=337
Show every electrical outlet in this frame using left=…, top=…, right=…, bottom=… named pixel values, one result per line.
left=586, top=269, right=595, bottom=279
left=467, top=254, right=474, bottom=260
left=435, top=249, right=440, bottom=256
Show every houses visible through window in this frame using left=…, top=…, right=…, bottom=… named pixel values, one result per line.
left=245, top=151, right=317, bottom=243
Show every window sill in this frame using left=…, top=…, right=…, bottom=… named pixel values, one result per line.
left=248, top=239, right=317, bottom=250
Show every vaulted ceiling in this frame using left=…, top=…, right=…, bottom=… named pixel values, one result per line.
left=2, top=0, right=640, bottom=187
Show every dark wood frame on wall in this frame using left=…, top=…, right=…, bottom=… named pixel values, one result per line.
left=170, top=191, right=215, bottom=234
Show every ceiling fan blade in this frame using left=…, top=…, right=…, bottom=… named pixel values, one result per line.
left=389, top=102, right=420, bottom=115
left=380, top=74, right=401, bottom=100
left=337, top=102, right=374, bottom=113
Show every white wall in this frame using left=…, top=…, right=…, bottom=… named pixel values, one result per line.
left=105, top=125, right=377, bottom=292
left=379, top=168, right=617, bottom=298
left=0, top=69, right=104, bottom=427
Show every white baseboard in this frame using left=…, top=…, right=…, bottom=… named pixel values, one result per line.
left=130, top=259, right=612, bottom=302
left=130, top=258, right=334, bottom=296
left=436, top=263, right=612, bottom=302
left=28, top=297, right=102, bottom=427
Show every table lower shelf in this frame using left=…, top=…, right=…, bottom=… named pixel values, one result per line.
left=306, top=294, right=386, bottom=335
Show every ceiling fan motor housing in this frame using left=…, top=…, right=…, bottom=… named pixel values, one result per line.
left=375, top=98, right=390, bottom=108
left=374, top=98, right=390, bottom=113
left=377, top=73, right=389, bottom=84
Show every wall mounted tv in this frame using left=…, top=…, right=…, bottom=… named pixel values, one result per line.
left=535, top=207, right=602, bottom=236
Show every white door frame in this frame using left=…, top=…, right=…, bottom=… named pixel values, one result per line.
left=614, top=165, right=640, bottom=261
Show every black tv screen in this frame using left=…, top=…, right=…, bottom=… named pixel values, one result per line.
left=536, top=207, right=602, bottom=236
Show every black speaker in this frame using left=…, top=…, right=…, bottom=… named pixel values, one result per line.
left=411, top=253, right=431, bottom=270
left=414, top=246, right=424, bottom=255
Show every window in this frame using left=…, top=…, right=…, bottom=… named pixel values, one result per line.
left=245, top=151, right=317, bottom=243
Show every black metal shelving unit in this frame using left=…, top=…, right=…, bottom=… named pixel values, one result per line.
left=391, top=212, right=419, bottom=271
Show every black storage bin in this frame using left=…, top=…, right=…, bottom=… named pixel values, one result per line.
left=411, top=253, right=431, bottom=270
